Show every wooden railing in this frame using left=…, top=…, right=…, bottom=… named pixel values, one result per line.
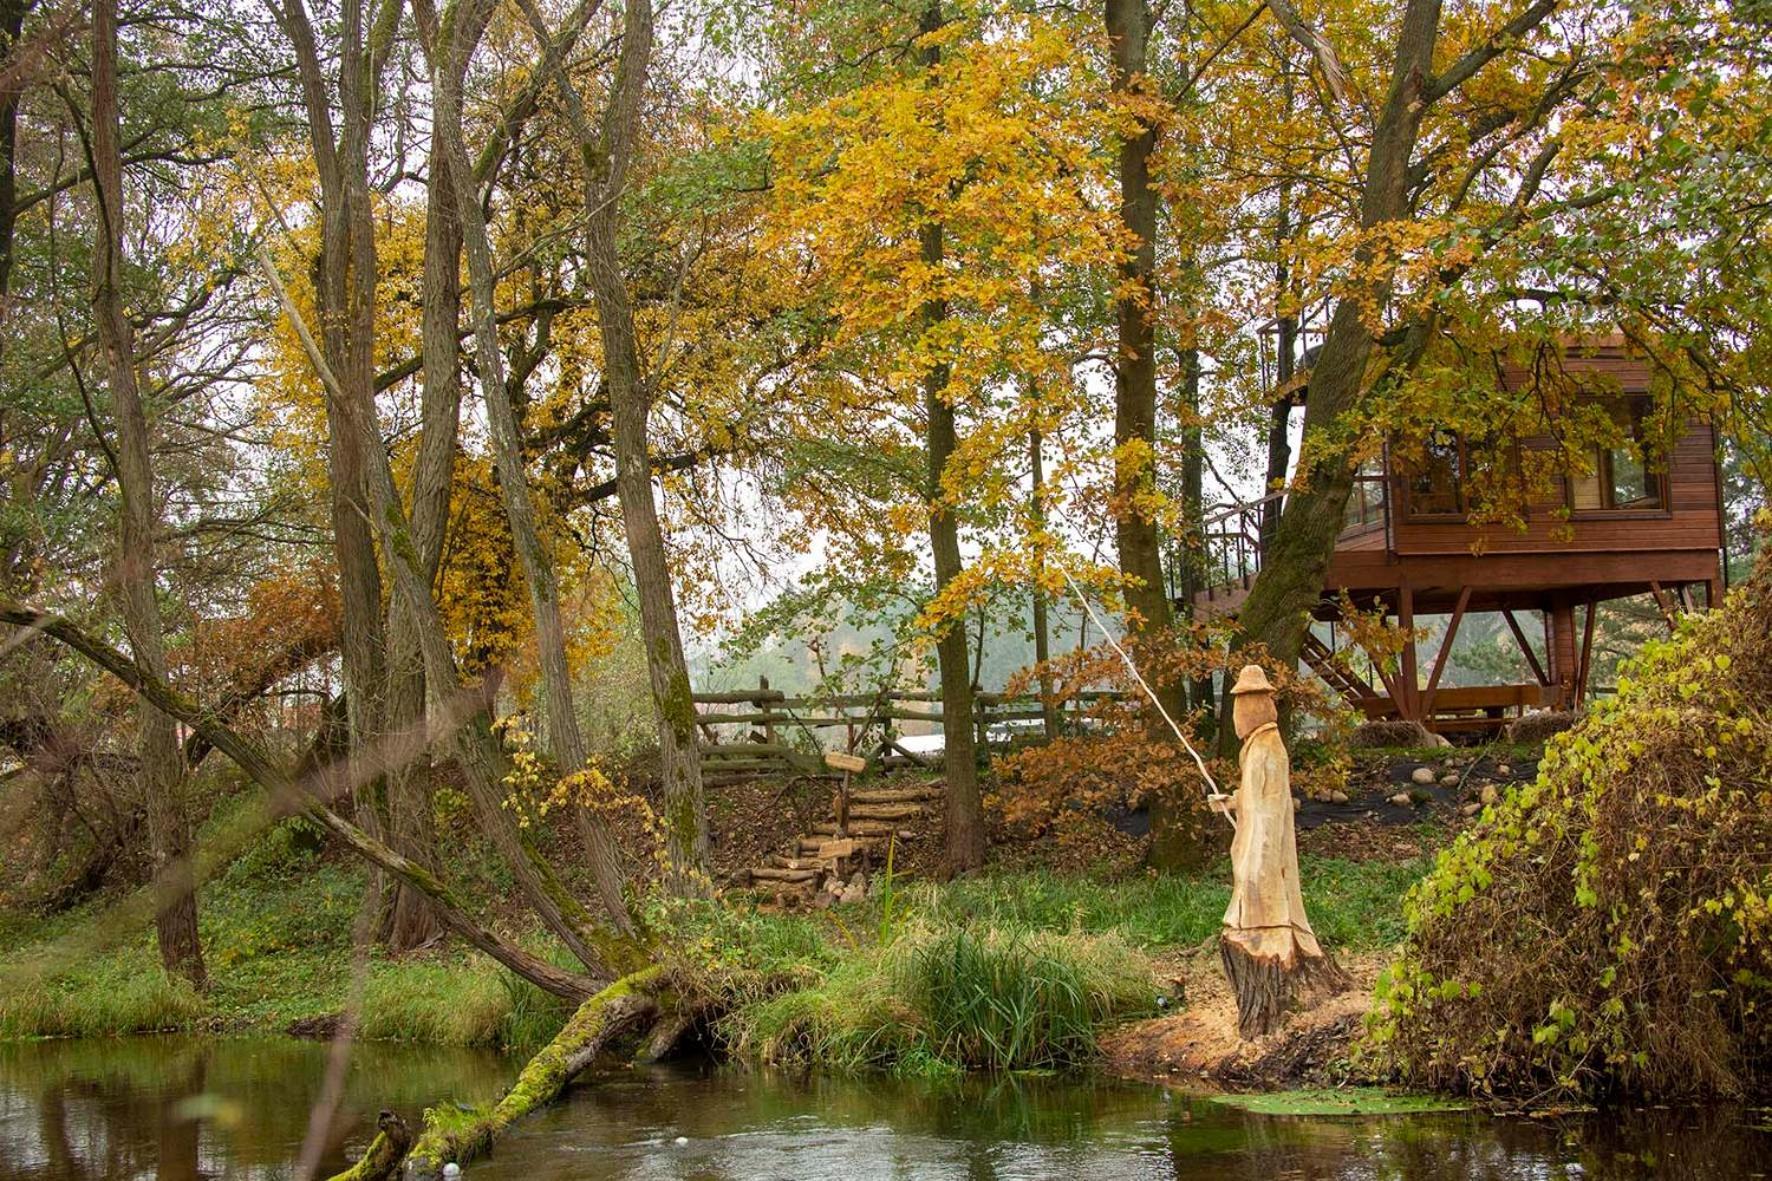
left=692, top=677, right=1123, bottom=781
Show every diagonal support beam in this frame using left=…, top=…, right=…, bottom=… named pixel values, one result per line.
left=1419, top=586, right=1472, bottom=720
left=1502, top=609, right=1550, bottom=687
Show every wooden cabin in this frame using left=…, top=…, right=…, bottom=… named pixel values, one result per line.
left=1195, top=338, right=1726, bottom=733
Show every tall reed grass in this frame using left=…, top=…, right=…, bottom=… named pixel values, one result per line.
left=725, top=921, right=1155, bottom=1073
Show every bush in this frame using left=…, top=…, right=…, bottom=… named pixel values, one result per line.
left=1369, top=554, right=1772, bottom=1101
left=725, top=921, right=1154, bottom=1073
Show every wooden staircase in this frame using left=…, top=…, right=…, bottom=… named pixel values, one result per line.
left=739, top=781, right=945, bottom=906
left=1302, top=632, right=1376, bottom=709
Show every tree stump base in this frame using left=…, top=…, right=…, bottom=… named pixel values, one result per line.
left=1219, top=931, right=1349, bottom=1039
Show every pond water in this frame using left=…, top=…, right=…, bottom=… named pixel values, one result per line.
left=0, top=1036, right=1766, bottom=1180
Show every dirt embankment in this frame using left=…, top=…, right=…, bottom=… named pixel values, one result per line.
left=1103, top=948, right=1390, bottom=1091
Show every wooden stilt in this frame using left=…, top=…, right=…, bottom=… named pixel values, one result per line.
left=1575, top=599, right=1598, bottom=704
left=1398, top=587, right=1419, bottom=721
left=1548, top=599, right=1577, bottom=709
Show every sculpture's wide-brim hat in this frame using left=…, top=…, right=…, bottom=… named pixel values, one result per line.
left=1229, top=664, right=1276, bottom=696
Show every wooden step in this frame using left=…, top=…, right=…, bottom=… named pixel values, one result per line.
left=844, top=801, right=928, bottom=821
left=812, top=820, right=916, bottom=838
left=848, top=786, right=944, bottom=805
left=798, top=836, right=881, bottom=856
left=748, top=866, right=820, bottom=883
left=768, top=855, right=830, bottom=871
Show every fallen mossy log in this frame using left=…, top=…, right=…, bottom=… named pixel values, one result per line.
left=406, top=966, right=669, bottom=1178
left=325, top=1110, right=410, bottom=1181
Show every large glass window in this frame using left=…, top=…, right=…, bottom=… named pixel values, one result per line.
left=1569, top=399, right=1664, bottom=512
left=1406, top=431, right=1466, bottom=517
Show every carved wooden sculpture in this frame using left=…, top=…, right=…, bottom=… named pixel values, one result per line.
left=1214, top=665, right=1345, bottom=1036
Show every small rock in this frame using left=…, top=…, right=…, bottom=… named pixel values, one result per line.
left=1439, top=772, right=1460, bottom=787
left=811, top=891, right=836, bottom=910
left=1496, top=763, right=1513, bottom=776
left=1410, top=766, right=1437, bottom=786
left=1480, top=783, right=1500, bottom=806
left=1292, top=796, right=1302, bottom=811
left=1328, top=790, right=1350, bottom=804
left=1461, top=802, right=1482, bottom=817
left=1389, top=791, right=1413, bottom=807
left=674, top=1136, right=689, bottom=1146
left=443, top=1165, right=462, bottom=1179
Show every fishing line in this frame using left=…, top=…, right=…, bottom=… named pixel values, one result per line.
left=1054, top=561, right=1236, bottom=829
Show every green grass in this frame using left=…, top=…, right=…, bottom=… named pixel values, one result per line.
left=1, top=817, right=1430, bottom=1058
left=0, top=816, right=574, bottom=1049
left=724, top=921, right=1157, bottom=1074
left=0, top=957, right=206, bottom=1038
left=895, top=857, right=1426, bottom=951
left=1208, top=1087, right=1470, bottom=1116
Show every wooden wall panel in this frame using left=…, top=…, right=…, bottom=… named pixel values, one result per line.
left=1384, top=421, right=1720, bottom=557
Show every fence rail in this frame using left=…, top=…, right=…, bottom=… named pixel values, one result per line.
left=691, top=677, right=1124, bottom=781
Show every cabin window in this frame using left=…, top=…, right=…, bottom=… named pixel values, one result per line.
left=1569, top=399, right=1665, bottom=512
left=1343, top=460, right=1387, bottom=532
left=1404, top=431, right=1467, bottom=517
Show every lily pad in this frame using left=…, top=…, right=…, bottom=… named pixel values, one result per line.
left=1208, top=1088, right=1470, bottom=1117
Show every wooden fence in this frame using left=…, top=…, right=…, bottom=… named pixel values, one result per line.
left=692, top=677, right=1122, bottom=782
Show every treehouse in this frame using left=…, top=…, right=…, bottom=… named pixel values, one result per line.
left=1194, top=337, right=1726, bottom=734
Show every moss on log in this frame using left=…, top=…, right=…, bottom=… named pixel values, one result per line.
left=406, top=966, right=667, bottom=1177
left=325, top=1110, right=410, bottom=1181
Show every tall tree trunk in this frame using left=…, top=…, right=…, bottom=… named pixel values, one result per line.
left=919, top=0, right=984, bottom=876
left=90, top=0, right=205, bottom=987
left=1225, top=0, right=1447, bottom=752
left=1178, top=346, right=1212, bottom=713
left=1106, top=0, right=1173, bottom=646
left=381, top=70, right=467, bottom=952
left=276, top=0, right=399, bottom=922
left=1260, top=71, right=1299, bottom=557
left=516, top=0, right=710, bottom=893
left=0, top=0, right=30, bottom=304
left=1029, top=429, right=1057, bottom=742
left=1110, top=0, right=1206, bottom=869
left=427, top=1, right=634, bottom=927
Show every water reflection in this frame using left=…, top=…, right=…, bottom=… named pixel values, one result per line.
left=0, top=1036, right=514, bottom=1180
left=0, top=1038, right=1766, bottom=1180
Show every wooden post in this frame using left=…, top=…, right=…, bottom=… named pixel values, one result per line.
left=1398, top=587, right=1419, bottom=721
left=1548, top=599, right=1577, bottom=709
left=757, top=675, right=776, bottom=748
left=1575, top=598, right=1598, bottom=705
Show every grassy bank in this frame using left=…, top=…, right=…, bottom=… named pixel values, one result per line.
left=2, top=819, right=1429, bottom=1068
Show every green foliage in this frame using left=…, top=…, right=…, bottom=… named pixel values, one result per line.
left=723, top=920, right=1155, bottom=1073
left=1369, top=552, right=1772, bottom=1101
